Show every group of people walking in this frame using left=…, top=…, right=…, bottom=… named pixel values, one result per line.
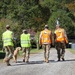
left=2, top=24, right=68, bottom=66
left=39, top=24, right=68, bottom=63
left=2, top=25, right=31, bottom=66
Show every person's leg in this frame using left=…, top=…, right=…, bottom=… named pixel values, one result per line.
left=3, top=46, right=9, bottom=62
left=45, top=44, right=50, bottom=63
left=6, top=46, right=14, bottom=65
left=61, top=42, right=66, bottom=61
left=42, top=44, right=46, bottom=62
left=22, top=47, right=26, bottom=62
left=56, top=43, right=61, bottom=61
left=26, top=47, right=30, bottom=63
left=8, top=46, right=14, bottom=59
left=3, top=46, right=11, bottom=66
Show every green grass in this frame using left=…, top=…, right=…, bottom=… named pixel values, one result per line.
left=0, top=48, right=43, bottom=58
left=67, top=48, right=75, bottom=54
left=19, top=48, right=43, bottom=55
left=0, top=48, right=43, bottom=63
left=0, top=50, right=4, bottom=53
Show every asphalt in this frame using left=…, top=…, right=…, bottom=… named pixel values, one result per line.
left=0, top=48, right=75, bottom=75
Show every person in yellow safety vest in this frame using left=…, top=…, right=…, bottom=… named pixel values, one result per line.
left=54, top=24, right=68, bottom=61
left=2, top=25, right=14, bottom=66
left=20, top=29, right=31, bottom=63
left=39, top=25, right=52, bottom=63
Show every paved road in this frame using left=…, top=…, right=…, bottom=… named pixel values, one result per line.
left=0, top=48, right=75, bottom=75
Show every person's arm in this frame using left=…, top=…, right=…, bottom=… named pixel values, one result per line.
left=39, top=32, right=42, bottom=46
left=53, top=30, right=57, bottom=47
left=2, top=34, right=3, bottom=41
left=63, top=29, right=68, bottom=43
left=11, top=32, right=16, bottom=44
left=50, top=31, right=52, bottom=43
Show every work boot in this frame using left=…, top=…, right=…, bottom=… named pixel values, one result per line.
left=3, top=57, right=9, bottom=63
left=62, top=58, right=65, bottom=61
left=26, top=58, right=29, bottom=63
left=58, top=58, right=60, bottom=61
left=44, top=58, right=46, bottom=62
left=7, top=63, right=11, bottom=66
left=46, top=58, right=49, bottom=63
left=26, top=61, right=29, bottom=63
left=14, top=60, right=17, bottom=63
left=4, top=58, right=11, bottom=66
left=23, top=59, right=25, bottom=62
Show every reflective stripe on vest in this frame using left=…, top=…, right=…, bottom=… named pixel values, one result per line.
left=21, top=40, right=30, bottom=44
left=3, top=38, right=12, bottom=43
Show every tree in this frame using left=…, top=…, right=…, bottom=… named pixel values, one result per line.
left=48, top=10, right=75, bottom=37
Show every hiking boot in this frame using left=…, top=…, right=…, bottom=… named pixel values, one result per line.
left=58, top=58, right=60, bottom=61
left=23, top=59, right=25, bottom=62
left=3, top=58, right=9, bottom=63
left=46, top=58, right=49, bottom=63
left=26, top=58, right=29, bottom=63
left=7, top=63, right=11, bottom=66
left=26, top=61, right=29, bottom=63
left=62, top=58, right=65, bottom=61
left=14, top=61, right=17, bottom=63
left=44, top=59, right=46, bottom=62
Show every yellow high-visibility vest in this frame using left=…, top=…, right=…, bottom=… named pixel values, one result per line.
left=20, top=33, right=31, bottom=47
left=40, top=29, right=51, bottom=44
left=2, top=30, right=14, bottom=46
left=54, top=28, right=68, bottom=43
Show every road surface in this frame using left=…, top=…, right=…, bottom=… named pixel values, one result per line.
left=0, top=48, right=75, bottom=75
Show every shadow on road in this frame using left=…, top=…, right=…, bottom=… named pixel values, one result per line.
left=11, top=59, right=75, bottom=66
left=64, top=59, right=75, bottom=62
left=12, top=60, right=56, bottom=66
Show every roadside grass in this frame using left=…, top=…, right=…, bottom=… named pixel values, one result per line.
left=67, top=48, right=75, bottom=54
left=0, top=48, right=43, bottom=63
left=19, top=48, right=43, bottom=56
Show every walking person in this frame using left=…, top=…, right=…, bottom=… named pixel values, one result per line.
left=54, top=24, right=68, bottom=61
left=2, top=25, right=14, bottom=66
left=20, top=29, right=31, bottom=63
left=39, top=25, right=52, bottom=63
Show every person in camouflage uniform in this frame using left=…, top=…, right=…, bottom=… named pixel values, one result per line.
left=54, top=24, right=68, bottom=61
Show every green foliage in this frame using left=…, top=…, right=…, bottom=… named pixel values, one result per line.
left=0, top=0, right=75, bottom=44
left=0, top=18, right=22, bottom=47
left=48, top=10, right=75, bottom=36
left=35, top=32, right=40, bottom=50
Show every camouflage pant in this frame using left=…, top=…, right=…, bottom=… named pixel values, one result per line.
left=55, top=42, right=66, bottom=60
left=4, top=46, right=14, bottom=63
left=22, top=47, right=30, bottom=61
left=42, top=44, right=50, bottom=60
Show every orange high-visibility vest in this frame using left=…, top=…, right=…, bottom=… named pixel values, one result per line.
left=54, top=28, right=68, bottom=43
left=40, top=29, right=51, bottom=44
